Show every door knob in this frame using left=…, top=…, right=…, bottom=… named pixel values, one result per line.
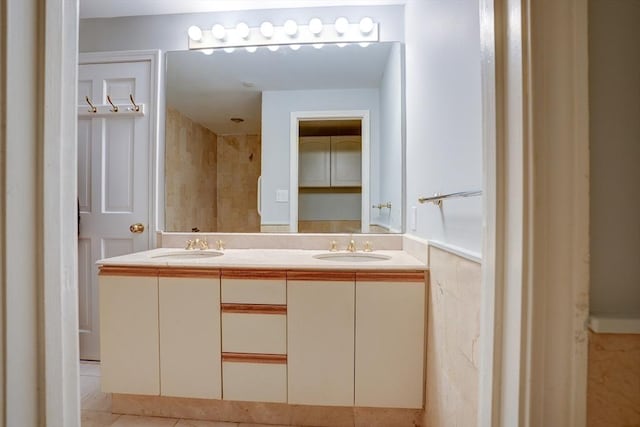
left=129, top=223, right=145, bottom=234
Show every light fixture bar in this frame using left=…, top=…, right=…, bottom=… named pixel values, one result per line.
left=188, top=22, right=379, bottom=50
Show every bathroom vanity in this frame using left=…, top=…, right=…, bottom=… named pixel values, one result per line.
left=97, top=247, right=427, bottom=423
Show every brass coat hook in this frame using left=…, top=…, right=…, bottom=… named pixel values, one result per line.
left=106, top=95, right=119, bottom=112
left=128, top=94, right=140, bottom=112
left=85, top=96, right=97, bottom=113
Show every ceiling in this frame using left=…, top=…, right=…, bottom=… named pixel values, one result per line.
left=166, top=43, right=393, bottom=134
left=79, top=0, right=406, bottom=19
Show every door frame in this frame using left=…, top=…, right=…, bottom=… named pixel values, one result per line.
left=1, top=1, right=591, bottom=426
left=79, top=49, right=162, bottom=249
left=289, top=110, right=370, bottom=233
left=477, top=0, right=590, bottom=425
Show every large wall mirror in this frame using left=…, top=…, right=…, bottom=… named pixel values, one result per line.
left=164, top=42, right=404, bottom=233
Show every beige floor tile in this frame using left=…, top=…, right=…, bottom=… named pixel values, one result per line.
left=80, top=361, right=102, bottom=377
left=81, top=411, right=120, bottom=427
left=110, top=415, right=179, bottom=427
left=176, top=420, right=237, bottom=427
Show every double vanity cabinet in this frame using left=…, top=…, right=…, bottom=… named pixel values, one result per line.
left=99, top=251, right=426, bottom=411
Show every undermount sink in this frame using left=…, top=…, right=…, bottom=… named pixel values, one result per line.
left=151, top=251, right=224, bottom=260
left=313, top=252, right=392, bottom=262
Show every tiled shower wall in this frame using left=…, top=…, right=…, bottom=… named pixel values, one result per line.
left=165, top=108, right=261, bottom=232
left=425, top=246, right=481, bottom=427
left=216, top=134, right=261, bottom=233
left=165, top=107, right=217, bottom=232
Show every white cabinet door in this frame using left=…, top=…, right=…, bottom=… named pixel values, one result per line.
left=331, top=136, right=361, bottom=187
left=159, top=274, right=222, bottom=399
left=355, top=272, right=425, bottom=408
left=99, top=273, right=159, bottom=395
left=299, top=136, right=331, bottom=187
left=78, top=56, right=157, bottom=360
left=287, top=272, right=355, bottom=406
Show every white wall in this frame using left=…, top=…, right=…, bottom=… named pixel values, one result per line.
left=589, top=0, right=640, bottom=316
left=375, top=42, right=404, bottom=232
left=79, top=6, right=405, bottom=52
left=261, top=89, right=380, bottom=225
left=404, top=0, right=482, bottom=254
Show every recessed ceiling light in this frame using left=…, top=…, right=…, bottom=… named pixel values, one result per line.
left=230, top=117, right=245, bottom=123
left=242, top=81, right=255, bottom=88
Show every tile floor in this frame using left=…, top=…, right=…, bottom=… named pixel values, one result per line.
left=80, top=361, right=289, bottom=427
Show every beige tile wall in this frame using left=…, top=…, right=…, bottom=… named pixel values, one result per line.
left=216, top=134, right=261, bottom=233
left=425, top=246, right=481, bottom=427
left=165, top=107, right=217, bottom=232
left=587, top=331, right=640, bottom=427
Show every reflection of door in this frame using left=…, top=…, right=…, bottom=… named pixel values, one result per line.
left=290, top=111, right=370, bottom=233
left=77, top=57, right=155, bottom=360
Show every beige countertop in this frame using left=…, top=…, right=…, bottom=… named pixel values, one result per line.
left=97, top=248, right=427, bottom=271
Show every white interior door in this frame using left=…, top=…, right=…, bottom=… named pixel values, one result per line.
left=77, top=59, right=154, bottom=360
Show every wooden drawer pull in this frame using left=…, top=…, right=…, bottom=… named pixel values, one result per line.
left=222, top=352, right=287, bottom=364
left=221, top=304, right=286, bottom=314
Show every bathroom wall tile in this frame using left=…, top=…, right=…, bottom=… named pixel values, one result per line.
left=165, top=107, right=217, bottom=232
left=288, top=404, right=354, bottom=427
left=425, top=246, right=481, bottom=427
left=587, top=331, right=640, bottom=427
left=353, top=407, right=422, bottom=427
left=402, top=235, right=429, bottom=263
left=110, top=415, right=179, bottom=426
left=218, top=401, right=290, bottom=425
left=216, top=134, right=261, bottom=233
left=158, top=232, right=403, bottom=250
left=81, top=411, right=121, bottom=427
left=112, top=395, right=290, bottom=425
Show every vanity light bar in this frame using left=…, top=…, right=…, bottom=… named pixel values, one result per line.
left=187, top=19, right=379, bottom=51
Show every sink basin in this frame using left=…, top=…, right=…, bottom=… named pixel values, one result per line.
left=313, top=252, right=392, bottom=262
left=151, top=251, right=224, bottom=260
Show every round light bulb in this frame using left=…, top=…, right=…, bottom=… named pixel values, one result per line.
left=289, top=44, right=301, bottom=51
left=283, top=19, right=298, bottom=37
left=260, top=21, right=275, bottom=38
left=337, top=43, right=348, bottom=48
left=211, top=24, right=226, bottom=40
left=201, top=49, right=214, bottom=55
left=267, top=45, right=280, bottom=52
left=187, top=26, right=203, bottom=42
left=359, top=17, right=374, bottom=34
left=223, top=47, right=235, bottom=53
left=313, top=43, right=324, bottom=49
left=245, top=46, right=257, bottom=53
left=334, top=17, right=349, bottom=35
left=308, top=18, right=323, bottom=35
left=236, top=22, right=250, bottom=39
left=359, top=42, right=370, bottom=48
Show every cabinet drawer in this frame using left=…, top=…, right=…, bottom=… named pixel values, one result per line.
left=221, top=272, right=286, bottom=304
left=222, top=360, right=287, bottom=403
left=222, top=312, right=286, bottom=354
